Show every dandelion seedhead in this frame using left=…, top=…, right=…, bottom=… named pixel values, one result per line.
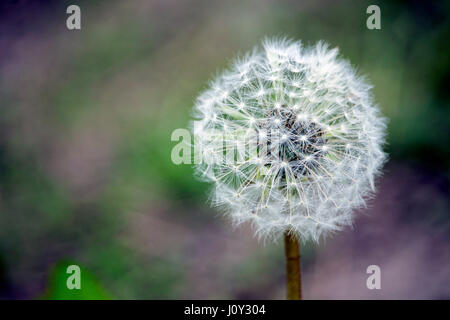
left=191, top=38, right=386, bottom=242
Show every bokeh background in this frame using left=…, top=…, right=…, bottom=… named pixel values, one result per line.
left=0, top=0, right=449, bottom=299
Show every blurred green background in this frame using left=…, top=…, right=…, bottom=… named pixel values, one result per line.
left=0, top=0, right=449, bottom=299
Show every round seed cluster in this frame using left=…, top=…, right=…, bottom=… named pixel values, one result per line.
left=192, top=39, right=386, bottom=241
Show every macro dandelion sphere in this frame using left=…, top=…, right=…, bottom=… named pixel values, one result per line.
left=191, top=39, right=386, bottom=241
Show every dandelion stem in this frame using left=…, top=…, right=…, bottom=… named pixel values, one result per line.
left=284, top=231, right=302, bottom=300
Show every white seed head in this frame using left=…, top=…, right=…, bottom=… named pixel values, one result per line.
left=191, top=38, right=387, bottom=242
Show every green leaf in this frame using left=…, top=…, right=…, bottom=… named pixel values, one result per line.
left=41, top=260, right=113, bottom=300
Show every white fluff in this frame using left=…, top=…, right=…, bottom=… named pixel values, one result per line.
left=191, top=38, right=387, bottom=242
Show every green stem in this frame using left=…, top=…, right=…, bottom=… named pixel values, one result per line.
left=284, top=231, right=302, bottom=300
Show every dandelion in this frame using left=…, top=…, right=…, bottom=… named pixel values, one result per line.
left=191, top=38, right=387, bottom=299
